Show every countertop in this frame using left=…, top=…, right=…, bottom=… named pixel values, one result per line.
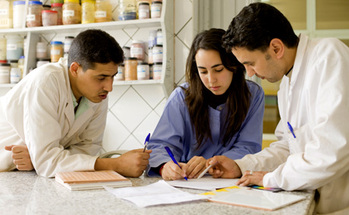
left=0, top=171, right=315, bottom=215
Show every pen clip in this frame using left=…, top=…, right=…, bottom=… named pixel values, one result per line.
left=143, top=133, right=150, bottom=152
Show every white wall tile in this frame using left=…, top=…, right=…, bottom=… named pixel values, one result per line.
left=119, top=134, right=143, bottom=150
left=133, top=84, right=165, bottom=109
left=102, top=112, right=130, bottom=152
left=133, top=111, right=161, bottom=143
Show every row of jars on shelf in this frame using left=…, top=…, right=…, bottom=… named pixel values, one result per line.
left=0, top=0, right=163, bottom=28
left=0, top=57, right=24, bottom=84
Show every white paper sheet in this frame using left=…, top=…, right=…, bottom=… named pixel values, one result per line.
left=105, top=180, right=207, bottom=207
left=166, top=176, right=239, bottom=190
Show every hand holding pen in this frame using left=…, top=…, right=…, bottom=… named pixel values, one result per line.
left=163, top=146, right=188, bottom=181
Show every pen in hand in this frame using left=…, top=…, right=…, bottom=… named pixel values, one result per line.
left=197, top=164, right=213, bottom=179
left=164, top=146, right=188, bottom=181
left=143, top=133, right=150, bottom=152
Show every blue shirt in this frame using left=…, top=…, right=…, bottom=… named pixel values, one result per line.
left=147, top=81, right=265, bottom=176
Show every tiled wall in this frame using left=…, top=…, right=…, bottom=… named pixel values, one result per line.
left=101, top=0, right=194, bottom=153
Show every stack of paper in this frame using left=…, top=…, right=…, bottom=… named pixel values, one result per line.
left=55, top=170, right=132, bottom=191
left=105, top=180, right=208, bottom=207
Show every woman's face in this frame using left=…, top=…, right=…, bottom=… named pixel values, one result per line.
left=195, top=49, right=233, bottom=95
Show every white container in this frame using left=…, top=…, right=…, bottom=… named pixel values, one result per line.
left=36, top=41, right=47, bottom=59
left=114, top=63, right=124, bottom=81
left=0, top=63, right=11, bottom=84
left=13, top=1, right=26, bottom=28
left=10, top=67, right=21, bottom=83
left=152, top=44, right=163, bottom=63
left=156, top=28, right=163, bottom=45
left=138, top=2, right=149, bottom=19
left=6, top=35, right=24, bottom=61
left=122, top=46, right=130, bottom=58
left=130, top=40, right=145, bottom=61
left=148, top=30, right=157, bottom=47
left=151, top=1, right=162, bottom=18
left=153, top=62, right=162, bottom=80
left=137, top=62, right=149, bottom=80
left=64, top=36, right=74, bottom=53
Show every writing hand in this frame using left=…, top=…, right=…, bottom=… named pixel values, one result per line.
left=161, top=161, right=187, bottom=181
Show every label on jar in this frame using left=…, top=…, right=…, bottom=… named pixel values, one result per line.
left=7, top=44, right=17, bottom=51
left=63, top=10, right=75, bottom=17
left=0, top=9, right=8, bottom=15
left=51, top=49, right=61, bottom=55
left=95, top=11, right=107, bottom=18
left=10, top=68, right=21, bottom=84
left=26, top=14, right=36, bottom=21
left=0, top=70, right=10, bottom=84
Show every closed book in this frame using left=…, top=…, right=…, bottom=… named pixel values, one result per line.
left=55, top=170, right=132, bottom=191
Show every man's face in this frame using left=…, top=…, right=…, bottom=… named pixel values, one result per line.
left=232, top=47, right=284, bottom=83
left=71, top=62, right=118, bottom=103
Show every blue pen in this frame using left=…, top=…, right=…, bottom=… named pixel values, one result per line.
left=287, top=122, right=296, bottom=138
left=164, top=146, right=188, bottom=180
left=143, top=133, right=150, bottom=152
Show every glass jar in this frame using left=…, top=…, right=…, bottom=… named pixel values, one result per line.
left=130, top=40, right=145, bottom=61
left=124, top=57, right=137, bottom=81
left=82, top=0, right=95, bottom=24
left=0, top=37, right=6, bottom=60
left=62, top=0, right=81, bottom=25
left=42, top=10, right=58, bottom=26
left=6, top=35, right=23, bottom=61
left=138, top=2, right=149, bottom=19
left=51, top=3, right=63, bottom=25
left=114, top=63, right=124, bottom=81
left=151, top=1, right=162, bottom=18
left=13, top=1, right=26, bottom=28
left=153, top=62, right=162, bottom=80
left=0, top=63, right=11, bottom=84
left=10, top=67, right=21, bottom=84
left=26, top=1, right=43, bottom=27
left=152, top=44, right=162, bottom=63
left=0, top=0, right=13, bottom=29
left=50, top=41, right=63, bottom=62
left=36, top=41, right=48, bottom=59
left=95, top=0, right=112, bottom=23
left=118, top=0, right=136, bottom=21
left=137, top=62, right=149, bottom=80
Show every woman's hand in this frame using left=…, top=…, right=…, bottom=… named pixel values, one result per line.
left=161, top=161, right=187, bottom=180
left=183, top=156, right=206, bottom=179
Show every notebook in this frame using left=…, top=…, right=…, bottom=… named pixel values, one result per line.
left=200, top=186, right=306, bottom=211
left=55, top=170, right=132, bottom=191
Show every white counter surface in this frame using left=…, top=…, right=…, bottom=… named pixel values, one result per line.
left=0, top=171, right=315, bottom=215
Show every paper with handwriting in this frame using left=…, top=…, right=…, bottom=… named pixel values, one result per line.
left=166, top=176, right=239, bottom=190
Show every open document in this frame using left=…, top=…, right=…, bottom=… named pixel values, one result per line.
left=166, top=176, right=239, bottom=190
left=105, top=180, right=207, bottom=207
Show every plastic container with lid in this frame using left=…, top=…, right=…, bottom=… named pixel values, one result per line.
left=13, top=1, right=26, bottom=28
left=156, top=28, right=163, bottom=45
left=118, top=0, right=137, bottom=21
left=64, top=36, right=74, bottom=54
left=0, top=63, right=11, bottom=84
left=153, top=62, right=162, bottom=80
left=152, top=44, right=162, bottom=63
left=10, top=67, right=21, bottom=83
left=124, top=57, right=137, bottom=81
left=137, top=62, right=149, bottom=80
left=51, top=3, right=63, bottom=25
left=36, top=41, right=48, bottom=59
left=0, top=0, right=13, bottom=29
left=26, top=1, right=43, bottom=27
left=138, top=2, right=149, bottom=19
left=50, top=41, right=63, bottom=62
left=62, top=0, right=81, bottom=25
left=148, top=46, right=153, bottom=64
left=82, top=0, right=95, bottom=24
left=130, top=40, right=145, bottom=61
left=42, top=10, right=58, bottom=26
left=18, top=55, right=24, bottom=79
left=151, top=1, right=162, bottom=18
left=114, top=63, right=125, bottom=81
left=95, top=0, right=112, bottom=23
left=0, top=37, right=6, bottom=60
left=122, top=46, right=130, bottom=58
left=148, top=30, right=157, bottom=47
left=6, top=35, right=23, bottom=61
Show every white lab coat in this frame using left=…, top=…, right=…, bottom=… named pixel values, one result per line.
left=235, top=35, right=349, bottom=214
left=0, top=58, right=107, bottom=177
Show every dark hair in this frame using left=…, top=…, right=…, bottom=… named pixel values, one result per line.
left=184, top=28, right=250, bottom=148
left=223, top=2, right=298, bottom=52
left=68, top=29, right=124, bottom=70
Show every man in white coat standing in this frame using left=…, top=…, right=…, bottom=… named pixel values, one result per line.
left=207, top=3, right=349, bottom=214
left=0, top=29, right=151, bottom=178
